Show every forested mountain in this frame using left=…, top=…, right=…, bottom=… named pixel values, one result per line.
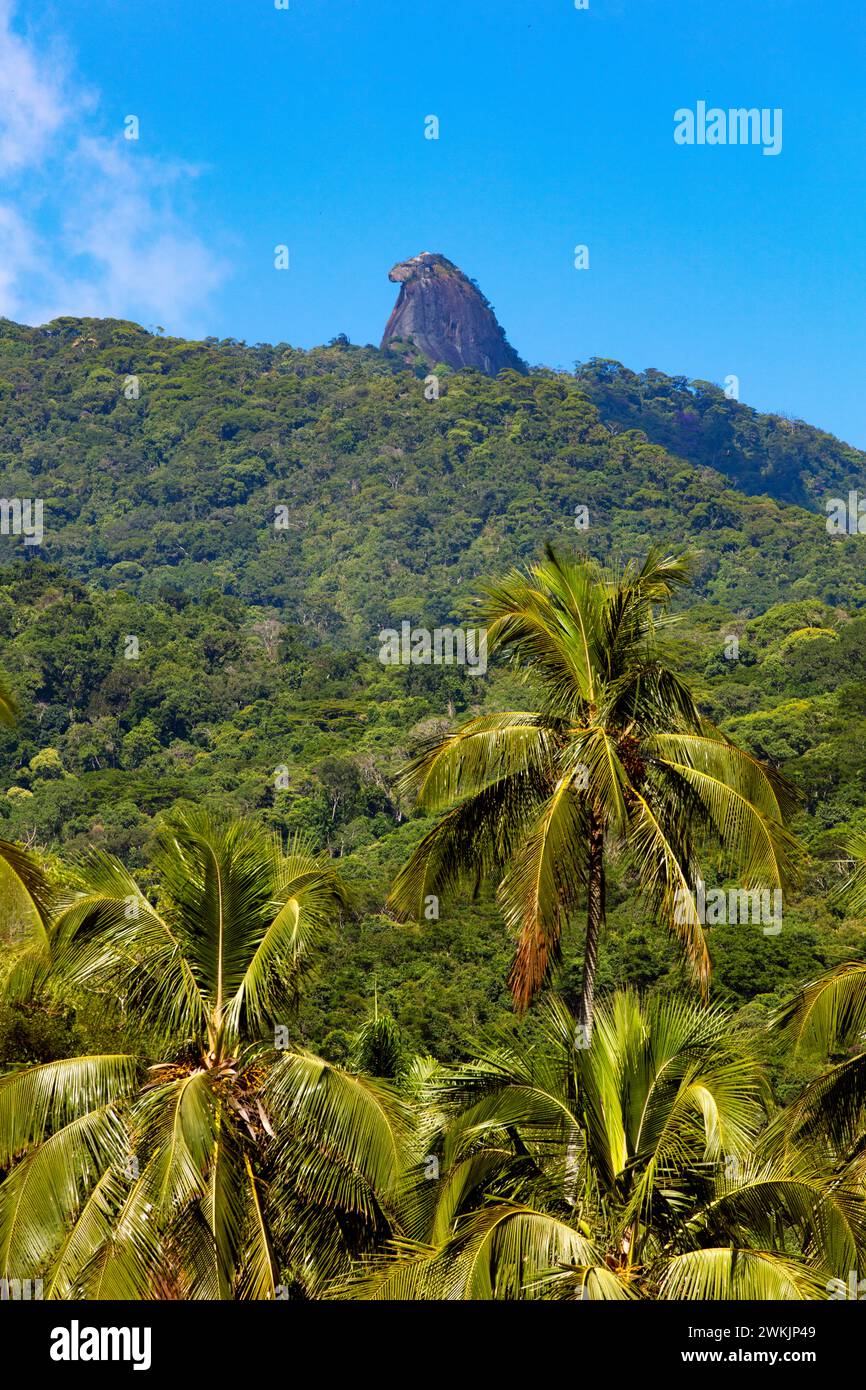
left=1, top=317, right=865, bottom=1070
left=578, top=357, right=866, bottom=509
left=2, top=316, right=866, bottom=640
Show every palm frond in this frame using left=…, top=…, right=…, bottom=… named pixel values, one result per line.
left=774, top=962, right=866, bottom=1054
left=396, top=713, right=555, bottom=810
left=49, top=853, right=207, bottom=1047
left=498, top=772, right=590, bottom=1010
left=657, top=1247, right=825, bottom=1300
left=223, top=836, right=348, bottom=1043
left=839, top=831, right=866, bottom=913
left=388, top=772, right=544, bottom=922
left=0, top=1106, right=128, bottom=1280
left=266, top=1052, right=412, bottom=1205
left=47, top=1164, right=163, bottom=1301
left=0, top=675, right=17, bottom=726
left=443, top=1201, right=612, bottom=1300
left=236, top=1152, right=278, bottom=1300
left=0, top=837, right=55, bottom=963
left=0, top=1055, right=138, bottom=1165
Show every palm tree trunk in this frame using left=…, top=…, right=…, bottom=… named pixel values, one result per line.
left=579, top=815, right=605, bottom=1040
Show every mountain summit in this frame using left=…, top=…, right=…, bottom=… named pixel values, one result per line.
left=380, top=252, right=526, bottom=375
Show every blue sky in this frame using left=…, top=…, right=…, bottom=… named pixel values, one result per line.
left=2, top=0, right=865, bottom=444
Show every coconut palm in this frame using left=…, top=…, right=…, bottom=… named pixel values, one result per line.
left=390, top=548, right=801, bottom=1030
left=0, top=672, right=16, bottom=729
left=344, top=990, right=865, bottom=1300
left=0, top=810, right=412, bottom=1298
left=772, top=962, right=866, bottom=1149
left=0, top=837, right=54, bottom=952
left=771, top=835, right=866, bottom=1144
left=0, top=675, right=55, bottom=953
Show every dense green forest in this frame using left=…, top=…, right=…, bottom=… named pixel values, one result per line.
left=2, top=317, right=866, bottom=632
left=577, top=357, right=866, bottom=509
left=1, top=319, right=865, bottom=1066
left=1, top=321, right=866, bottom=1299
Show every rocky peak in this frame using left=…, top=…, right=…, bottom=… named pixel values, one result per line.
left=380, top=252, right=526, bottom=376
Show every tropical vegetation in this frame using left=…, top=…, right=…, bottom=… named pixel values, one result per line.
left=0, top=322, right=865, bottom=1298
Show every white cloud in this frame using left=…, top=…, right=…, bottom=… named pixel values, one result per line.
left=54, top=138, right=226, bottom=326
left=0, top=0, right=69, bottom=174
left=0, top=204, right=38, bottom=303
left=0, top=1, right=227, bottom=332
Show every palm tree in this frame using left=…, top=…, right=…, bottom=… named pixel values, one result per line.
left=390, top=548, right=801, bottom=1031
left=773, top=964, right=866, bottom=1127
left=344, top=990, right=864, bottom=1300
left=0, top=672, right=55, bottom=953
left=0, top=670, right=16, bottom=729
left=0, top=837, right=54, bottom=951
left=770, top=833, right=866, bottom=1144
left=0, top=810, right=412, bottom=1298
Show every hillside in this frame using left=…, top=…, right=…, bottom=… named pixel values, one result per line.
left=1, top=317, right=866, bottom=1064
left=2, top=317, right=866, bottom=641
left=578, top=357, right=866, bottom=508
